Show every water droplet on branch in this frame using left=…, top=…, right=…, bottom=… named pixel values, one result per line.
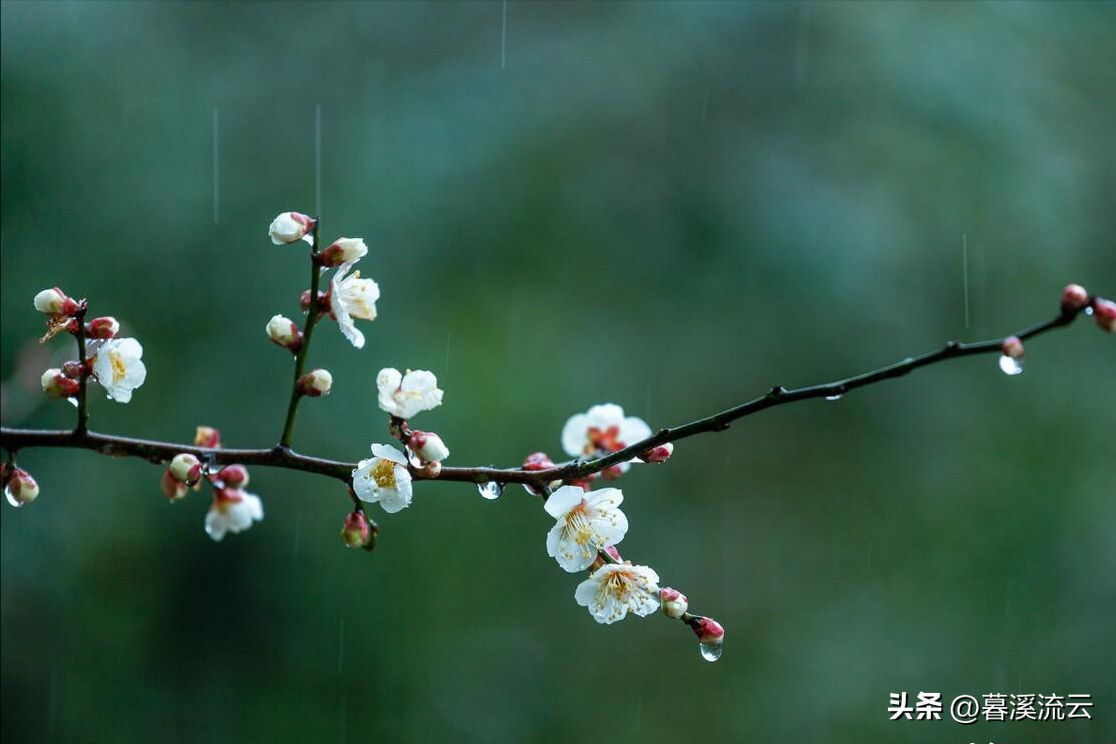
left=699, top=642, right=723, bottom=662
left=478, top=482, right=503, bottom=500
left=998, top=355, right=1023, bottom=376
left=825, top=394, right=843, bottom=401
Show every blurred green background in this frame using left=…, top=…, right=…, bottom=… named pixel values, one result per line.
left=2, top=1, right=1114, bottom=742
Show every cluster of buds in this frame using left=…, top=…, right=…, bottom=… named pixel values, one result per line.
left=296, top=369, right=333, bottom=397
left=1062, top=283, right=1115, bottom=333
left=3, top=465, right=40, bottom=508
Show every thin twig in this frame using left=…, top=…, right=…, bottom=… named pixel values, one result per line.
left=1, top=303, right=1090, bottom=489
left=73, top=303, right=90, bottom=436
left=279, top=220, right=322, bottom=448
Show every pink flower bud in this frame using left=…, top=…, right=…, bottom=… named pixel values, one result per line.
left=33, top=287, right=80, bottom=316
left=169, top=453, right=203, bottom=483
left=640, top=442, right=674, bottom=463
left=601, top=464, right=625, bottom=480
left=300, top=289, right=329, bottom=314
left=660, top=587, right=689, bottom=619
left=690, top=616, right=725, bottom=644
left=1001, top=336, right=1024, bottom=359
left=217, top=464, right=249, bottom=489
left=4, top=467, right=40, bottom=507
left=41, top=368, right=80, bottom=399
left=1061, top=283, right=1089, bottom=312
left=320, top=237, right=368, bottom=267
left=62, top=361, right=86, bottom=379
left=266, top=314, right=302, bottom=352
left=522, top=452, right=555, bottom=471
left=87, top=316, right=120, bottom=340
left=161, top=469, right=188, bottom=501
left=194, top=426, right=221, bottom=448
left=297, top=369, right=333, bottom=397
left=1092, top=297, right=1116, bottom=333
left=590, top=544, right=623, bottom=571
left=340, top=511, right=372, bottom=548
left=422, top=461, right=442, bottom=477
left=409, top=430, right=450, bottom=464
left=269, top=211, right=315, bottom=245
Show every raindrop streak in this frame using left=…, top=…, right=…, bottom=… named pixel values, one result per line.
left=824, top=394, right=843, bottom=401
left=315, top=104, right=322, bottom=217
left=212, top=108, right=220, bottom=224
left=998, top=355, right=1023, bottom=376
left=962, top=233, right=970, bottom=329
left=478, top=481, right=503, bottom=500
left=699, top=642, right=723, bottom=662
left=500, top=0, right=507, bottom=70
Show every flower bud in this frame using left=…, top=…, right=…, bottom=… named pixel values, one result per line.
left=161, top=469, right=188, bottom=501
left=660, top=587, right=689, bottom=619
left=522, top=451, right=555, bottom=471
left=266, top=314, right=302, bottom=352
left=640, top=442, right=674, bottom=463
left=590, top=544, right=623, bottom=571
left=217, top=464, right=249, bottom=489
left=269, top=211, right=314, bottom=245
left=169, top=453, right=203, bottom=483
left=87, top=316, right=120, bottom=340
left=194, top=426, right=221, bottom=448
left=422, top=461, right=442, bottom=478
left=409, top=430, right=450, bottom=464
left=1001, top=336, right=1024, bottom=359
left=4, top=467, right=40, bottom=507
left=1092, top=297, right=1116, bottom=333
left=340, top=510, right=372, bottom=548
left=297, top=368, right=332, bottom=397
left=320, top=237, right=368, bottom=268
left=300, top=289, right=329, bottom=314
left=41, top=368, right=80, bottom=399
left=33, top=287, right=79, bottom=316
left=690, top=616, right=725, bottom=645
left=62, top=361, right=86, bottom=379
left=1061, top=283, right=1089, bottom=312
left=601, top=464, right=625, bottom=480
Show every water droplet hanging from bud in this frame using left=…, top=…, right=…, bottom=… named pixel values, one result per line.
left=998, top=336, right=1024, bottom=376
left=3, top=466, right=39, bottom=508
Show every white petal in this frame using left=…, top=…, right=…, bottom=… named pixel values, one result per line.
left=585, top=487, right=623, bottom=510
left=370, top=443, right=408, bottom=465
left=620, top=416, right=652, bottom=446
left=560, top=414, right=590, bottom=457
left=574, top=574, right=602, bottom=607
left=555, top=535, right=596, bottom=573
left=593, top=508, right=628, bottom=548
left=543, top=485, right=585, bottom=519
left=586, top=404, right=625, bottom=428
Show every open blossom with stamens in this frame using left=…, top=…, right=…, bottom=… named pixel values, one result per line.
left=328, top=261, right=380, bottom=349
left=33, top=287, right=80, bottom=316
left=376, top=368, right=443, bottom=419
left=269, top=211, right=314, bottom=245
left=574, top=563, right=660, bottom=624
left=204, top=488, right=264, bottom=541
left=41, top=368, right=80, bottom=399
left=544, top=485, right=628, bottom=572
left=352, top=443, right=413, bottom=513
left=91, top=337, right=146, bottom=403
left=561, top=404, right=652, bottom=476
left=320, top=237, right=368, bottom=268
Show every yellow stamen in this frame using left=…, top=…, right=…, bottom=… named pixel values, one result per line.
left=372, top=459, right=397, bottom=489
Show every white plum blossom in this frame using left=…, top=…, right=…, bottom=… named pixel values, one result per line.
left=205, top=489, right=264, bottom=541
left=376, top=368, right=443, bottom=419
left=575, top=563, right=661, bottom=624
left=352, top=443, right=413, bottom=513
left=561, top=404, right=652, bottom=475
left=544, top=485, right=628, bottom=572
left=269, top=211, right=314, bottom=245
left=91, top=337, right=147, bottom=403
left=34, top=287, right=78, bottom=316
left=329, top=261, right=380, bottom=349
left=321, top=237, right=368, bottom=267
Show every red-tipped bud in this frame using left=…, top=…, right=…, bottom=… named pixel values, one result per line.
left=1001, top=336, right=1024, bottom=359
left=1092, top=297, right=1116, bottom=333
left=266, top=314, right=302, bottom=352
left=300, top=289, right=329, bottom=314
left=320, top=238, right=368, bottom=268
left=217, top=464, right=249, bottom=489
left=41, top=368, right=80, bottom=399
left=660, top=587, right=690, bottom=619
left=87, top=316, right=120, bottom=340
left=161, top=469, right=188, bottom=501
left=296, top=369, right=333, bottom=397
left=62, top=361, right=86, bottom=379
left=33, top=287, right=80, bottom=317
left=169, top=453, right=203, bottom=484
left=269, top=211, right=315, bottom=245
left=194, top=426, right=221, bottom=448
left=1061, top=283, right=1089, bottom=312
left=340, top=510, right=372, bottom=548
left=691, top=616, right=725, bottom=644
left=409, top=430, right=450, bottom=465
left=4, top=467, right=40, bottom=507
left=522, top=452, right=556, bottom=471
left=640, top=442, right=674, bottom=463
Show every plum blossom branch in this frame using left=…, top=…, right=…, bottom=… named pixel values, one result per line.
left=279, top=218, right=322, bottom=448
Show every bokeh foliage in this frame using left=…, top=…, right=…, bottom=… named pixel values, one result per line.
left=2, top=1, right=1114, bottom=742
